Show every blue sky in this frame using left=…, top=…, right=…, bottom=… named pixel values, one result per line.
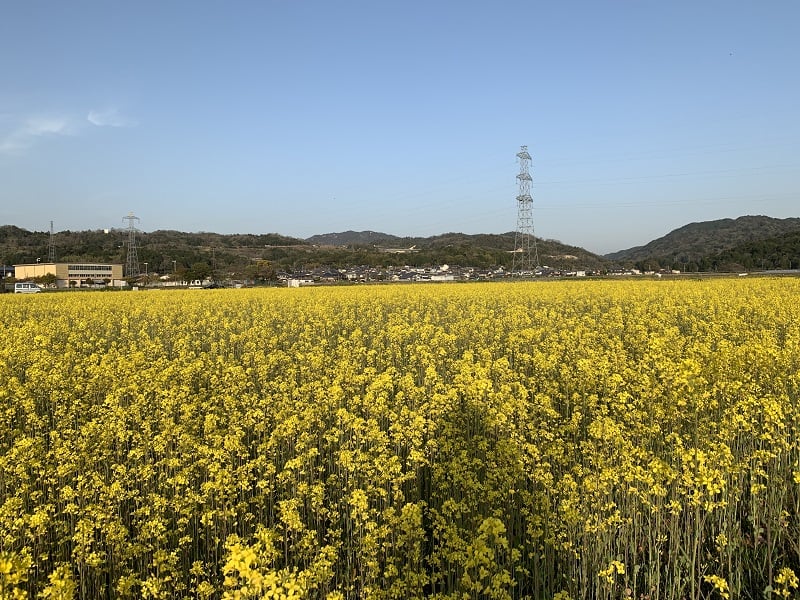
left=1, top=1, right=798, bottom=255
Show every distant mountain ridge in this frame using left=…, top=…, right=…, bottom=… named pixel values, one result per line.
left=2, top=215, right=799, bottom=273
left=606, top=216, right=800, bottom=263
left=0, top=225, right=606, bottom=272
left=306, top=231, right=404, bottom=246
left=306, top=230, right=606, bottom=268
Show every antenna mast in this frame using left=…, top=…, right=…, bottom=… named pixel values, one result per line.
left=512, top=145, right=540, bottom=274
left=123, top=212, right=140, bottom=278
left=47, top=220, right=56, bottom=262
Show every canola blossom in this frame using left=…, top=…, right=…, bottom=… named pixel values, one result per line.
left=1, top=279, right=799, bottom=599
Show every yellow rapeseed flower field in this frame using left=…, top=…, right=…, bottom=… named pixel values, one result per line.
left=1, top=279, right=799, bottom=599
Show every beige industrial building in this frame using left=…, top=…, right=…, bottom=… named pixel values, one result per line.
left=14, top=262, right=124, bottom=288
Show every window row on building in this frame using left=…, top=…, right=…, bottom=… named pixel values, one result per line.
left=67, top=265, right=114, bottom=272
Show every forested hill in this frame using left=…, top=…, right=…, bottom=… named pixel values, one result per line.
left=0, top=226, right=607, bottom=272
left=703, top=230, right=800, bottom=271
left=3, top=217, right=799, bottom=274
left=307, top=231, right=606, bottom=270
left=0, top=226, right=305, bottom=271
left=606, top=216, right=800, bottom=265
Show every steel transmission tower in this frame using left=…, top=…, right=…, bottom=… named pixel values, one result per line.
left=47, top=220, right=56, bottom=262
left=512, top=145, right=540, bottom=274
left=123, top=212, right=140, bottom=278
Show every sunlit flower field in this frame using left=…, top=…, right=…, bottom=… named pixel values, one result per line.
left=1, top=279, right=799, bottom=599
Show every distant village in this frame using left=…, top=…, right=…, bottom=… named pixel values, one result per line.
left=4, top=259, right=685, bottom=293
left=11, top=213, right=798, bottom=292
left=282, top=264, right=600, bottom=286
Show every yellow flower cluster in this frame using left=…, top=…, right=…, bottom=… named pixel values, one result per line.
left=1, top=278, right=799, bottom=599
left=598, top=560, right=625, bottom=584
left=774, top=567, right=799, bottom=598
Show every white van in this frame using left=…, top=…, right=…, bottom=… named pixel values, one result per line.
left=14, top=282, right=42, bottom=294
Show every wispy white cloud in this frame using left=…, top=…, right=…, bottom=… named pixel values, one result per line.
left=0, top=106, right=136, bottom=155
left=87, top=108, right=136, bottom=128
left=1, top=106, right=136, bottom=154
left=0, top=116, right=74, bottom=155
left=26, top=117, right=71, bottom=135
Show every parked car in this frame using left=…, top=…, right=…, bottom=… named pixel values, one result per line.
left=14, top=282, right=42, bottom=294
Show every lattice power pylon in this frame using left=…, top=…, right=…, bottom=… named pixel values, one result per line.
left=47, top=220, right=56, bottom=262
left=123, top=212, right=140, bottom=278
left=511, top=145, right=540, bottom=274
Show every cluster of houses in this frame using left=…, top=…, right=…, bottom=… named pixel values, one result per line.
left=4, top=260, right=619, bottom=292
left=281, top=264, right=602, bottom=286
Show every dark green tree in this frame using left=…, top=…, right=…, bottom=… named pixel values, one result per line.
left=245, top=260, right=276, bottom=283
